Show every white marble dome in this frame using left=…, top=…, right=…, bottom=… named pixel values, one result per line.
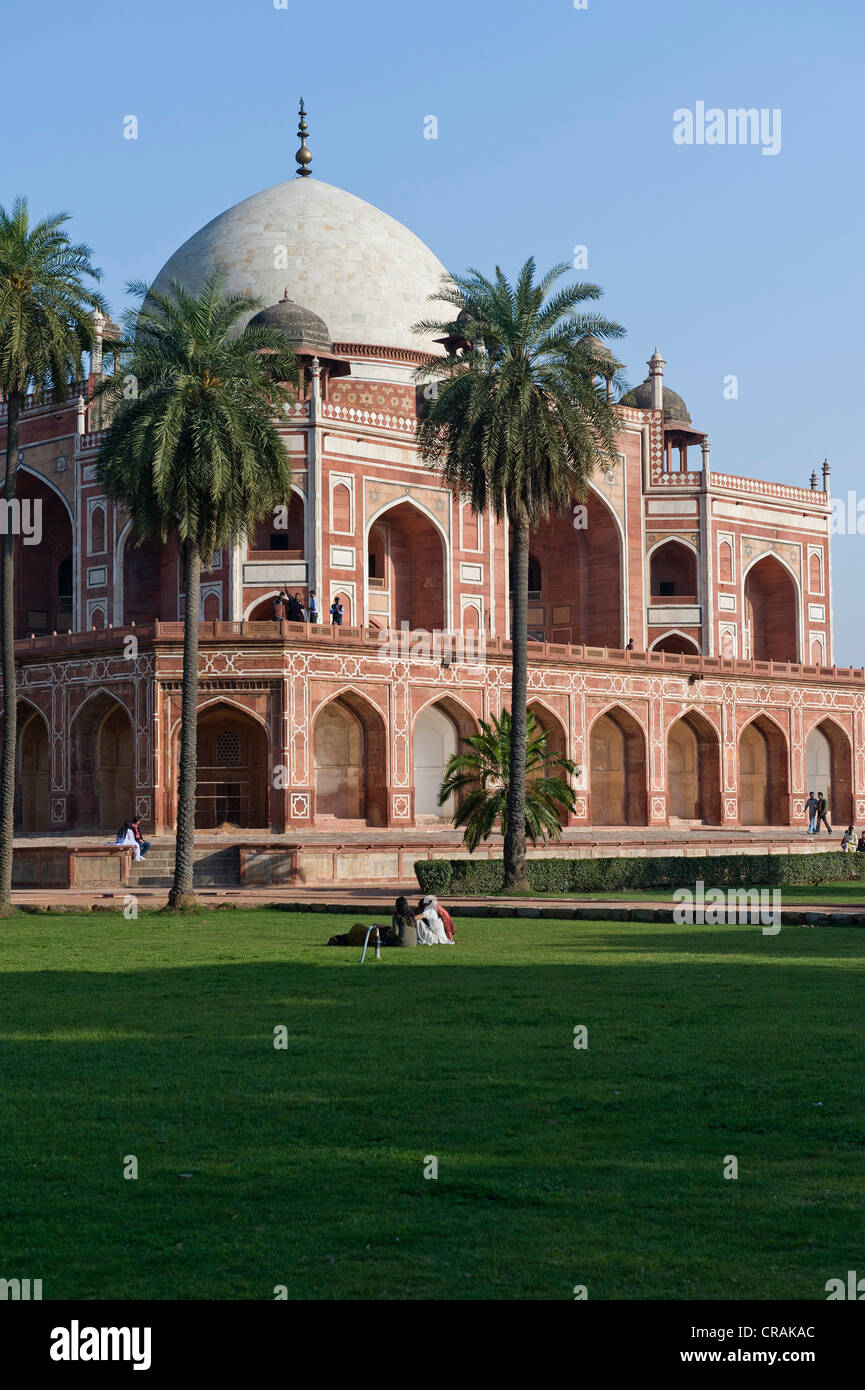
left=151, top=177, right=450, bottom=354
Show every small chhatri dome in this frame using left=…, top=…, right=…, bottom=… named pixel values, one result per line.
left=577, top=332, right=613, bottom=358
left=621, top=377, right=692, bottom=424
left=577, top=332, right=619, bottom=372
left=248, top=289, right=332, bottom=354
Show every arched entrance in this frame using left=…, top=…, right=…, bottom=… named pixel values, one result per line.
left=98, top=704, right=135, bottom=834
left=650, top=541, right=697, bottom=599
left=589, top=707, right=647, bottom=825
left=17, top=706, right=51, bottom=830
left=528, top=701, right=570, bottom=790
left=13, top=471, right=74, bottom=637
left=667, top=713, right=721, bottom=823
left=412, top=696, right=478, bottom=821
left=193, top=704, right=268, bottom=829
left=414, top=705, right=458, bottom=818
left=70, top=693, right=135, bottom=831
left=250, top=492, right=305, bottom=556
left=739, top=716, right=789, bottom=825
left=652, top=632, right=700, bottom=655
left=366, top=502, right=446, bottom=632
left=122, top=533, right=176, bottom=625
left=806, top=720, right=853, bottom=827
left=524, top=492, right=623, bottom=645
left=744, top=557, right=798, bottom=662
left=313, top=692, right=387, bottom=826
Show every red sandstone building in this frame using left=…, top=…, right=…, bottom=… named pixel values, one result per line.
left=2, top=154, right=858, bottom=838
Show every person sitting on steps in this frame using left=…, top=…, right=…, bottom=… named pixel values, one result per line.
left=130, top=817, right=150, bottom=859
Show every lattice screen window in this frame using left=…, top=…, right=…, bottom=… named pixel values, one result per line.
left=216, top=730, right=240, bottom=766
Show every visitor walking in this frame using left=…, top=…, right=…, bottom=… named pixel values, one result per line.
left=804, top=790, right=819, bottom=835
left=816, top=793, right=832, bottom=835
left=330, top=595, right=344, bottom=626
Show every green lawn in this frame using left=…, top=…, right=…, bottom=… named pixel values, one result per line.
left=1, top=910, right=863, bottom=1300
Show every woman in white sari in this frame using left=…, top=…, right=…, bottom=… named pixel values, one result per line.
left=112, top=821, right=142, bottom=862
left=415, top=896, right=454, bottom=945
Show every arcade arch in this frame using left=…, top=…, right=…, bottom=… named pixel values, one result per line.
left=14, top=470, right=74, bottom=637
left=69, top=693, right=135, bottom=832
left=744, top=556, right=799, bottom=662
left=412, top=697, right=479, bottom=819
left=523, top=490, right=623, bottom=646
left=650, top=631, right=700, bottom=655
left=365, top=500, right=446, bottom=633
left=191, top=703, right=269, bottom=829
left=589, top=706, right=647, bottom=825
left=313, top=692, right=387, bottom=826
left=739, top=715, right=789, bottom=825
left=16, top=704, right=51, bottom=830
left=251, top=491, right=305, bottom=556
left=528, top=700, right=569, bottom=778
left=805, top=720, right=853, bottom=827
left=667, top=712, right=721, bottom=823
left=650, top=540, right=697, bottom=599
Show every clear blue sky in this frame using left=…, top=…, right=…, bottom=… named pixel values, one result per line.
left=2, top=0, right=863, bottom=659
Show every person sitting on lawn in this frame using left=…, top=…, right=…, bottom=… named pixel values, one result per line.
left=857, top=833, right=865, bottom=853
left=386, top=896, right=418, bottom=947
left=415, top=895, right=454, bottom=945
left=326, top=922, right=371, bottom=947
left=841, top=825, right=857, bottom=852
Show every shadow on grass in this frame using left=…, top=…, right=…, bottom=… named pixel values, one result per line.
left=1, top=922, right=864, bottom=1299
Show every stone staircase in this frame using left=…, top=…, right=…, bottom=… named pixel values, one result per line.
left=126, top=845, right=241, bottom=890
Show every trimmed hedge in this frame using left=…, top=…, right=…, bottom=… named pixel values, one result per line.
left=414, top=852, right=865, bottom=896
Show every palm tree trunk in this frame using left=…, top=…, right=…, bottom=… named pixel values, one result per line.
left=0, top=393, right=21, bottom=909
left=168, top=541, right=201, bottom=908
left=503, top=507, right=530, bottom=892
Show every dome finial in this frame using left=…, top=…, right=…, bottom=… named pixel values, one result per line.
left=295, top=99, right=312, bottom=177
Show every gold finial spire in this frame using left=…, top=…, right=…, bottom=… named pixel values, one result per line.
left=295, top=99, right=312, bottom=177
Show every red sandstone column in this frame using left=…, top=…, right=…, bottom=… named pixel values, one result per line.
left=720, top=699, right=739, bottom=826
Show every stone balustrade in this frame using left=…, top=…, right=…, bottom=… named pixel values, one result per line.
left=710, top=472, right=827, bottom=505
left=14, top=619, right=865, bottom=685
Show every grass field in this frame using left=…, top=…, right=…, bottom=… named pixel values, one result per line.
left=2, top=909, right=863, bottom=1301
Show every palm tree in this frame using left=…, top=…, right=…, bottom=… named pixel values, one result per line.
left=0, top=198, right=106, bottom=910
left=96, top=270, right=299, bottom=908
left=439, top=709, right=577, bottom=853
left=415, top=259, right=626, bottom=891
